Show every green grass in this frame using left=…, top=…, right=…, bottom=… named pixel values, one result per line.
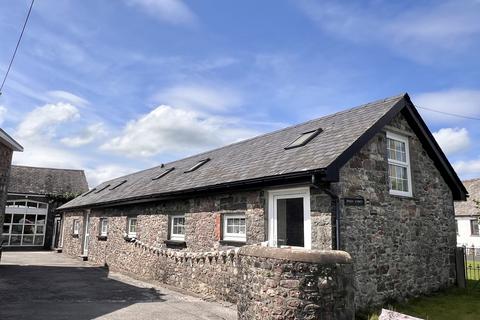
left=365, top=282, right=480, bottom=320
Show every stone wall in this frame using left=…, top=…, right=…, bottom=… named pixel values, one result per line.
left=238, top=246, right=354, bottom=320
left=334, top=112, right=457, bottom=310
left=62, top=211, right=84, bottom=256
left=0, top=142, right=13, bottom=240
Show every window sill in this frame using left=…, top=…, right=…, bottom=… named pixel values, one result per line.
left=219, top=240, right=246, bottom=247
left=164, top=239, right=186, bottom=249
left=123, top=235, right=136, bottom=242
left=97, top=235, right=108, bottom=241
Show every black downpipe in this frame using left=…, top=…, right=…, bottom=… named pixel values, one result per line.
left=311, top=175, right=341, bottom=250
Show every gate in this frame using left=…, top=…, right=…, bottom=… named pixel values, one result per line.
left=457, top=246, right=480, bottom=288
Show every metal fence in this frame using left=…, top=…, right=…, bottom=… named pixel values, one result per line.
left=464, top=246, right=480, bottom=283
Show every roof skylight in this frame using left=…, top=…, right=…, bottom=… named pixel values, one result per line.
left=82, top=188, right=96, bottom=197
left=94, top=184, right=111, bottom=193
left=285, top=129, right=323, bottom=150
left=152, top=167, right=175, bottom=180
left=109, top=180, right=127, bottom=190
left=184, top=158, right=210, bottom=173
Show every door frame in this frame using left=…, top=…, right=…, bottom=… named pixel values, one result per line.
left=82, top=210, right=90, bottom=256
left=267, top=186, right=311, bottom=249
left=51, top=216, right=61, bottom=249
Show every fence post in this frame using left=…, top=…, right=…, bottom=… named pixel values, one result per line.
left=456, top=246, right=466, bottom=288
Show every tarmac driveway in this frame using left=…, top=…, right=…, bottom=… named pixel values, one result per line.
left=0, top=251, right=236, bottom=320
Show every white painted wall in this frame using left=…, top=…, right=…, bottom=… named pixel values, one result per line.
left=456, top=217, right=480, bottom=247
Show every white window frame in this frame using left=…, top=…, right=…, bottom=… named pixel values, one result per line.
left=127, top=217, right=137, bottom=238
left=386, top=131, right=413, bottom=197
left=267, top=187, right=311, bottom=250
left=170, top=215, right=185, bottom=241
left=73, top=219, right=80, bottom=235
left=223, top=213, right=246, bottom=242
left=100, top=218, right=108, bottom=236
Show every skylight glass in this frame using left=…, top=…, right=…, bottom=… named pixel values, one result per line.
left=82, top=188, right=96, bottom=197
left=109, top=180, right=127, bottom=190
left=94, top=184, right=111, bottom=193
left=285, top=129, right=323, bottom=149
left=152, top=167, right=175, bottom=180
left=184, top=158, right=210, bottom=173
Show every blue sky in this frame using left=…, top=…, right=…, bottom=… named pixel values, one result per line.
left=1, top=0, right=480, bottom=187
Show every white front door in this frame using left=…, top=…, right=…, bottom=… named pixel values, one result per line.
left=268, top=187, right=311, bottom=249
left=82, top=212, right=90, bottom=256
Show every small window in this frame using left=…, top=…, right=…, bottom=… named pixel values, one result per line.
left=285, top=129, right=322, bottom=149
left=152, top=167, right=175, bottom=180
left=387, top=131, right=412, bottom=197
left=100, top=218, right=108, bottom=236
left=470, top=219, right=479, bottom=236
left=127, top=217, right=137, bottom=237
left=73, top=220, right=80, bottom=235
left=456, top=220, right=458, bottom=235
left=223, top=214, right=246, bottom=242
left=109, top=180, right=127, bottom=190
left=185, top=158, right=210, bottom=173
left=95, top=184, right=111, bottom=193
left=170, top=215, right=185, bottom=241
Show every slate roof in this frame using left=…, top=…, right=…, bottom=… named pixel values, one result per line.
left=455, top=179, right=480, bottom=217
left=59, top=93, right=467, bottom=210
left=8, top=165, right=89, bottom=196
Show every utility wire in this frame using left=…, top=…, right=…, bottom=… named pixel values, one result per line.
left=416, top=105, right=480, bottom=121
left=0, top=0, right=35, bottom=96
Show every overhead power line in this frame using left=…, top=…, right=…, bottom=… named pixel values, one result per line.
left=415, top=105, right=480, bottom=121
left=0, top=0, right=35, bottom=96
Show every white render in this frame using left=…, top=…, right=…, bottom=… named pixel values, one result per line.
left=456, top=216, right=480, bottom=247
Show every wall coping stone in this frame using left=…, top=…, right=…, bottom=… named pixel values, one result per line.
left=238, top=245, right=352, bottom=264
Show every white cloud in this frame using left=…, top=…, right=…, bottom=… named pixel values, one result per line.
left=153, top=85, right=242, bottom=112
left=85, top=164, right=138, bottom=187
left=101, top=105, right=258, bottom=157
left=0, top=106, right=6, bottom=125
left=61, top=123, right=106, bottom=147
left=125, top=0, right=197, bottom=26
left=16, top=102, right=80, bottom=140
left=47, top=90, right=89, bottom=107
left=453, top=159, right=480, bottom=180
left=297, top=0, right=480, bottom=61
left=432, top=128, right=470, bottom=155
left=414, top=89, right=480, bottom=124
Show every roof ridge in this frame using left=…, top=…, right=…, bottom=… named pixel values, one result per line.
left=11, top=164, right=86, bottom=172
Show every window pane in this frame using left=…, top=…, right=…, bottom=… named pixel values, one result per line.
left=22, top=235, right=34, bottom=245
left=38, top=203, right=47, bottom=209
left=25, top=215, right=36, bottom=224
left=387, top=138, right=407, bottom=162
left=2, top=225, right=10, bottom=234
left=388, top=164, right=409, bottom=192
left=10, top=235, right=21, bottom=245
left=4, top=214, right=12, bottom=223
left=27, top=202, right=38, bottom=208
left=24, top=225, right=35, bottom=234
left=13, top=214, right=24, bottom=223
left=11, top=225, right=23, bottom=234
left=36, top=225, right=44, bottom=234
left=36, top=216, right=46, bottom=225
left=34, top=235, right=44, bottom=245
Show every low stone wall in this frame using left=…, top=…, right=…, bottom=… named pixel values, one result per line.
left=238, top=246, right=354, bottom=320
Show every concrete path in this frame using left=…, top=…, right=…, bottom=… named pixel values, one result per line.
left=0, top=251, right=237, bottom=320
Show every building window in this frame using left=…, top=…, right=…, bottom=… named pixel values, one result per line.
left=386, top=131, right=412, bottom=197
left=456, top=220, right=459, bottom=235
left=100, top=218, right=108, bottom=236
left=127, top=217, right=137, bottom=238
left=2, top=200, right=48, bottom=247
left=223, top=214, right=246, bottom=242
left=170, top=215, right=185, bottom=241
left=470, top=219, right=479, bottom=236
left=73, top=219, right=80, bottom=235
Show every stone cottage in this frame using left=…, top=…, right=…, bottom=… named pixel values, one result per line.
left=2, top=165, right=88, bottom=249
left=58, top=93, right=467, bottom=312
left=0, top=129, right=23, bottom=251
